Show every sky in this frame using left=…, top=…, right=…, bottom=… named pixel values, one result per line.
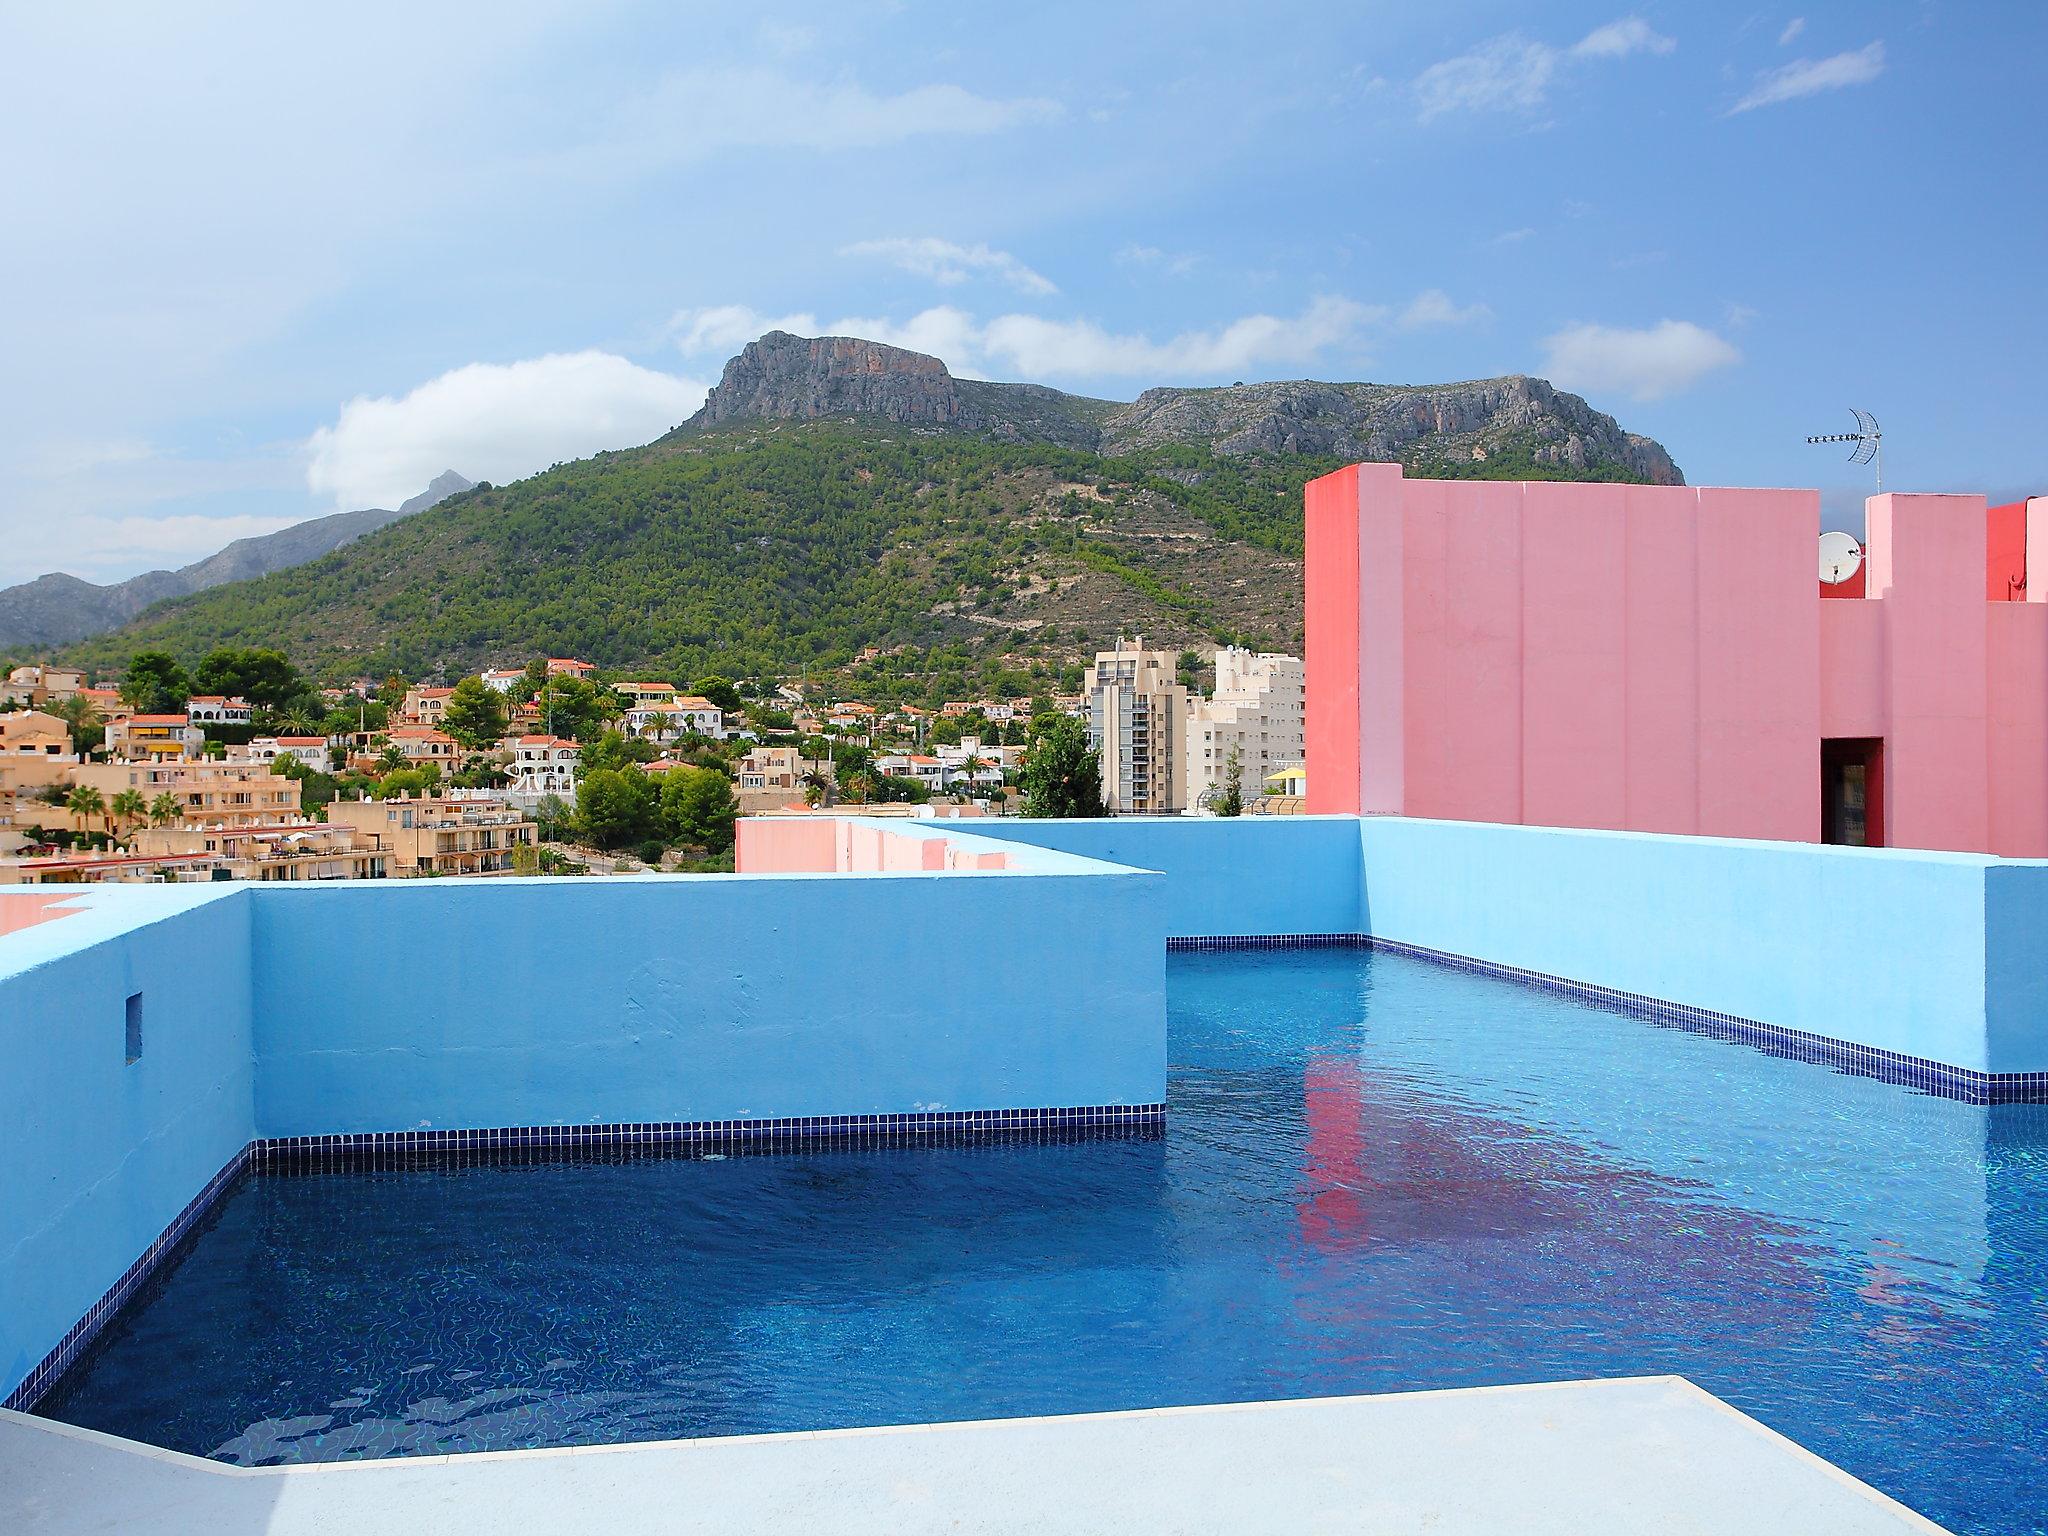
left=1, top=1, right=2043, bottom=587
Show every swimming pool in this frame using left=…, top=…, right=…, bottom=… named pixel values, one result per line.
left=38, top=949, right=2048, bottom=1535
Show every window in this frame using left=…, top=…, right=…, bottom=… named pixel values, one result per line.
left=125, top=993, right=143, bottom=1064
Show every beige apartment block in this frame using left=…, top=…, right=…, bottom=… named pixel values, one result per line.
left=1, top=710, right=77, bottom=760
left=1182, top=647, right=1305, bottom=813
left=0, top=665, right=85, bottom=708
left=130, top=821, right=388, bottom=881
left=1085, top=636, right=1190, bottom=814
left=105, top=714, right=204, bottom=760
left=735, top=744, right=806, bottom=813
left=327, top=791, right=535, bottom=876
left=70, top=760, right=302, bottom=828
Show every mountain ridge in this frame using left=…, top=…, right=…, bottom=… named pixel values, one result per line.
left=0, top=470, right=473, bottom=650
left=680, top=331, right=1682, bottom=484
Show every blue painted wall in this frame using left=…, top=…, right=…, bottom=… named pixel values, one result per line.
left=960, top=816, right=1362, bottom=938
left=251, top=866, right=1167, bottom=1136
left=0, top=887, right=254, bottom=1402
left=1356, top=816, right=2047, bottom=1074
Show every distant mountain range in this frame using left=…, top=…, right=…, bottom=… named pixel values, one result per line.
left=0, top=471, right=473, bottom=649
left=57, top=334, right=1681, bottom=685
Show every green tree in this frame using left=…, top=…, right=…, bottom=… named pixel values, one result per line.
left=373, top=766, right=439, bottom=799
left=65, top=784, right=108, bottom=835
left=1019, top=714, right=1104, bottom=819
left=46, top=695, right=106, bottom=755
left=536, top=674, right=616, bottom=741
left=109, top=788, right=149, bottom=834
left=1206, top=743, right=1245, bottom=818
left=120, top=652, right=189, bottom=715
left=441, top=676, right=509, bottom=751
left=577, top=766, right=661, bottom=849
left=690, top=675, right=742, bottom=713
left=661, top=766, right=738, bottom=851
left=148, top=791, right=182, bottom=826
left=193, top=646, right=307, bottom=712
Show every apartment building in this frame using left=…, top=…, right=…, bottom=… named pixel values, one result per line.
left=735, top=744, right=804, bottom=813
left=1, top=711, right=74, bottom=760
left=1182, top=647, right=1305, bottom=814
left=1084, top=637, right=1191, bottom=814
left=327, top=791, right=535, bottom=876
left=129, top=820, right=387, bottom=881
left=398, top=687, right=454, bottom=726
left=0, top=665, right=85, bottom=708
left=480, top=668, right=526, bottom=693
left=70, top=760, right=302, bottom=829
left=105, top=715, right=204, bottom=761
left=0, top=849, right=229, bottom=884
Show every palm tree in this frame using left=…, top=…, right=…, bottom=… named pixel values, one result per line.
left=277, top=705, right=320, bottom=736
left=148, top=792, right=181, bottom=827
left=65, top=785, right=106, bottom=841
left=377, top=743, right=407, bottom=775
left=109, top=788, right=148, bottom=836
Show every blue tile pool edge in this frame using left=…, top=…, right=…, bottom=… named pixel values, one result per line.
left=1167, top=932, right=2048, bottom=1106
left=2, top=1102, right=1167, bottom=1415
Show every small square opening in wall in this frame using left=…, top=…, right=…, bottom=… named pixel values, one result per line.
left=125, top=992, right=143, bottom=1065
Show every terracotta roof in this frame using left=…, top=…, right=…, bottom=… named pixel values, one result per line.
left=126, top=714, right=191, bottom=725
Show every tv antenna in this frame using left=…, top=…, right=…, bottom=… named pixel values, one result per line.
left=1807, top=408, right=1882, bottom=492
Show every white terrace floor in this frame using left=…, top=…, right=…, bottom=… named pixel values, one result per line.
left=4, top=1375, right=1947, bottom=1535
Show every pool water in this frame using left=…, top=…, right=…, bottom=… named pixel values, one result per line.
left=39, top=950, right=2048, bottom=1535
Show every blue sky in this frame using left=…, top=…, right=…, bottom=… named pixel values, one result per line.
left=2, top=1, right=2042, bottom=586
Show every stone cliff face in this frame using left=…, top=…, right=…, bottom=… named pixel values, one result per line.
left=688, top=332, right=1111, bottom=448
left=683, top=331, right=1682, bottom=485
left=1101, top=375, right=1682, bottom=484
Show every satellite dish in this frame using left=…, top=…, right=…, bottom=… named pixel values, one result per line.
left=1819, top=530, right=1864, bottom=585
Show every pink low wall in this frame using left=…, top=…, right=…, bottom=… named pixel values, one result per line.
left=1306, top=469, right=2048, bottom=855
left=735, top=818, right=1011, bottom=874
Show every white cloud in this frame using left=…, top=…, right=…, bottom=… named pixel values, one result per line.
left=607, top=69, right=1061, bottom=163
left=1399, top=289, right=1492, bottom=330
left=305, top=352, right=707, bottom=511
left=1416, top=16, right=1674, bottom=120
left=669, top=296, right=1400, bottom=383
left=1731, top=41, right=1884, bottom=112
left=1571, top=17, right=1677, bottom=59
left=1779, top=18, right=1807, bottom=46
left=1540, top=319, right=1741, bottom=402
left=840, top=237, right=1056, bottom=296
left=1115, top=244, right=1200, bottom=277
left=1489, top=227, right=1536, bottom=246
left=1415, top=36, right=1560, bottom=120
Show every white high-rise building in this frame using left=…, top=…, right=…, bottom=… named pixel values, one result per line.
left=1085, top=637, right=1190, bottom=814
left=1182, top=647, right=1304, bottom=813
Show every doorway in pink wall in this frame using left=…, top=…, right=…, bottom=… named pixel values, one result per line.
left=1821, top=738, right=1885, bottom=847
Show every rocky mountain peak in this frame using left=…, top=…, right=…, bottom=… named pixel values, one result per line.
left=689, top=332, right=968, bottom=431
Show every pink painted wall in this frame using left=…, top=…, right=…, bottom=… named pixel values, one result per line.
left=735, top=818, right=1010, bottom=874
left=1304, top=467, right=2048, bottom=856
left=1304, top=466, right=1364, bottom=814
